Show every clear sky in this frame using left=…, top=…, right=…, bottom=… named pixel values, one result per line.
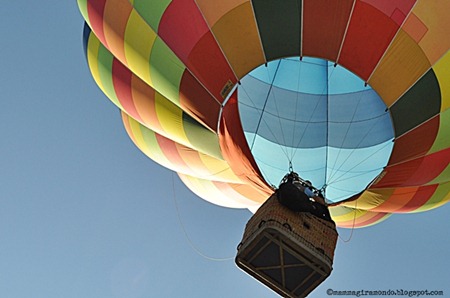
left=0, top=2, right=449, bottom=298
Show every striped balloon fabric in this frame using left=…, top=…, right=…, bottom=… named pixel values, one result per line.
left=78, top=0, right=450, bottom=228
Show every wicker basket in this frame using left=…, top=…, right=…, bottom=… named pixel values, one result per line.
left=236, top=194, right=338, bottom=297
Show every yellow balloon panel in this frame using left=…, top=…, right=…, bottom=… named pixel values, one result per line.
left=339, top=188, right=395, bottom=211
left=124, top=10, right=156, bottom=87
left=86, top=33, right=107, bottom=100
left=433, top=51, right=450, bottom=112
left=209, top=2, right=266, bottom=78
left=408, top=0, right=450, bottom=65
left=329, top=206, right=391, bottom=228
left=153, top=92, right=188, bottom=145
left=368, top=29, right=431, bottom=107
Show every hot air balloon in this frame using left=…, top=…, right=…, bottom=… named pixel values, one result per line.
left=78, top=0, right=450, bottom=296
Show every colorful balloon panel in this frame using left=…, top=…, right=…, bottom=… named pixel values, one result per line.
left=84, top=28, right=224, bottom=160
left=78, top=0, right=450, bottom=228
left=339, top=183, right=450, bottom=213
left=302, top=0, right=353, bottom=61
left=251, top=0, right=301, bottom=61
left=157, top=0, right=238, bottom=101
left=338, top=0, right=414, bottom=80
left=368, top=30, right=432, bottom=108
left=434, top=52, right=450, bottom=112
left=329, top=205, right=391, bottom=228
left=178, top=173, right=266, bottom=208
left=387, top=116, right=439, bottom=165
left=122, top=113, right=241, bottom=184
left=204, top=1, right=266, bottom=79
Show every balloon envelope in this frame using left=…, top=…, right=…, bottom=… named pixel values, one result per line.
left=78, top=0, right=450, bottom=227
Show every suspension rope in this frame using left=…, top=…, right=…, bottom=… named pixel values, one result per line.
left=324, top=63, right=331, bottom=191
left=239, top=60, right=293, bottom=167
left=289, top=57, right=303, bottom=161
left=250, top=60, right=282, bottom=152
left=290, top=62, right=337, bottom=188
left=327, top=84, right=367, bottom=184
left=292, top=63, right=336, bottom=157
left=170, top=173, right=234, bottom=262
left=327, top=108, right=392, bottom=186
left=239, top=82, right=291, bottom=161
left=265, top=62, right=290, bottom=157
left=327, top=141, right=392, bottom=186
left=338, top=198, right=358, bottom=243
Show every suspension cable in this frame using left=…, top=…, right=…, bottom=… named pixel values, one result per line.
left=327, top=109, right=392, bottom=186
left=289, top=57, right=303, bottom=161
left=338, top=198, right=358, bottom=243
left=250, top=60, right=282, bottom=151
left=326, top=84, right=367, bottom=184
left=170, top=173, right=234, bottom=261
left=239, top=84, right=291, bottom=165
left=265, top=61, right=290, bottom=155
left=291, top=62, right=336, bottom=159
left=290, top=62, right=337, bottom=190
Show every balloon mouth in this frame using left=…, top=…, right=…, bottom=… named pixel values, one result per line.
left=236, top=57, right=395, bottom=203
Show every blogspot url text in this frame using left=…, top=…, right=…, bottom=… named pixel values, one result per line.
left=326, top=289, right=444, bottom=297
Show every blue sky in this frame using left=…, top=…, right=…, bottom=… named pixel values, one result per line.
left=0, top=2, right=449, bottom=297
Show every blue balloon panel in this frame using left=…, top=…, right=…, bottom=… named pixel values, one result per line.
left=238, top=57, right=395, bottom=203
